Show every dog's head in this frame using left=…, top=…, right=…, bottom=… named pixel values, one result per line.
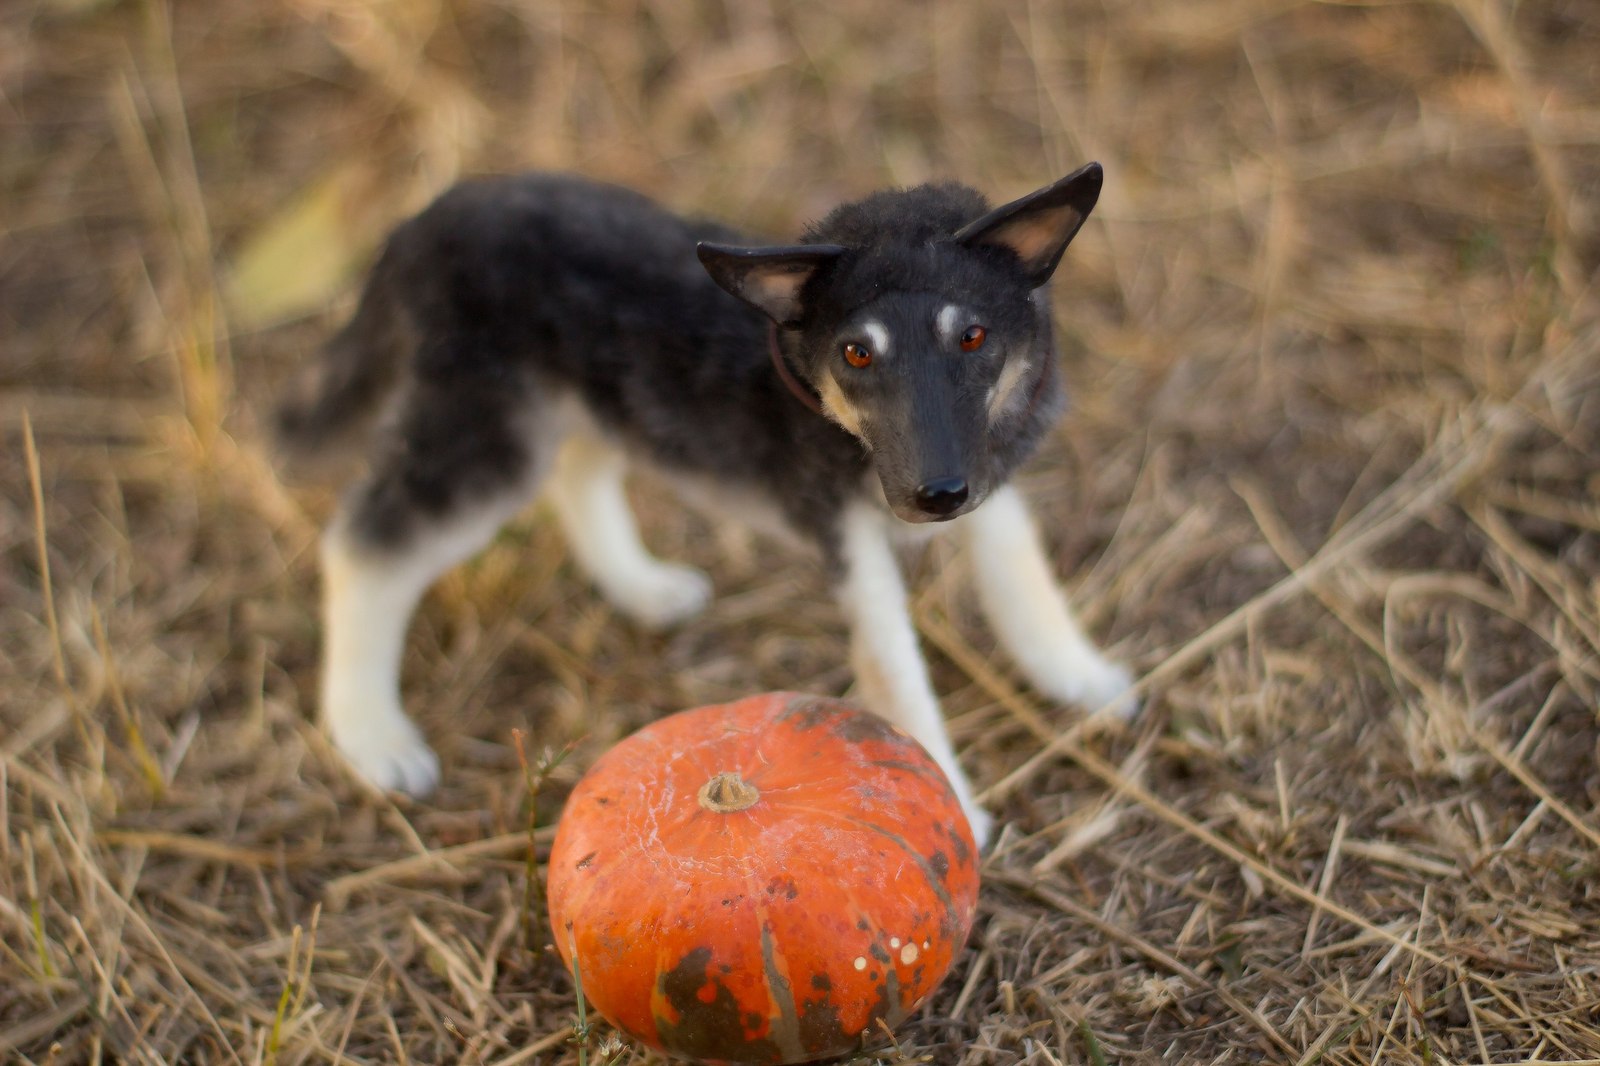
left=698, top=164, right=1101, bottom=524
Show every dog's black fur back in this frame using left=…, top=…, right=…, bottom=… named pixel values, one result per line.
left=281, top=175, right=876, bottom=548
left=279, top=170, right=1089, bottom=561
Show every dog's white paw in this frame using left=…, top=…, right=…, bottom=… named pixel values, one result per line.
left=611, top=562, right=713, bottom=630
left=327, top=702, right=441, bottom=796
left=1079, top=659, right=1142, bottom=722
left=1030, top=655, right=1141, bottom=722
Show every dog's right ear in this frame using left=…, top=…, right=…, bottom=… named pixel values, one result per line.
left=697, top=243, right=845, bottom=328
left=955, top=163, right=1103, bottom=287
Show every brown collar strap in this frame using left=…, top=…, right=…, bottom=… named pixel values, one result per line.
left=769, top=323, right=824, bottom=415
left=768, top=321, right=1056, bottom=419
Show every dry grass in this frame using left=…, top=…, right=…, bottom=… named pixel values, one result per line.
left=3, top=0, right=1599, bottom=1062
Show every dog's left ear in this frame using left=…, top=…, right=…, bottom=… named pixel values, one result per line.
left=955, top=162, right=1103, bottom=287
left=697, top=242, right=846, bottom=328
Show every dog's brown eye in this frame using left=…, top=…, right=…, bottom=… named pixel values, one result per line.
left=843, top=342, right=873, bottom=368
left=960, top=325, right=987, bottom=352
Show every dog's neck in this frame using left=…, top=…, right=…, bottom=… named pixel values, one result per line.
left=768, top=323, right=824, bottom=415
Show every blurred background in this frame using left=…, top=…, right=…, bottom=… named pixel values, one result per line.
left=3, top=0, right=1598, bottom=1063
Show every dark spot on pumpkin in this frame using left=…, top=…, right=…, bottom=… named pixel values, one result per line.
left=575, top=852, right=597, bottom=870
left=657, top=947, right=781, bottom=1063
left=796, top=995, right=854, bottom=1056
left=857, top=918, right=871, bottom=932
left=811, top=973, right=831, bottom=991
left=947, top=826, right=971, bottom=866
left=831, top=710, right=905, bottom=746
left=594, top=796, right=610, bottom=805
left=777, top=697, right=840, bottom=733
left=929, top=850, right=949, bottom=880
left=939, top=909, right=967, bottom=940
left=869, top=943, right=890, bottom=964
left=765, top=875, right=799, bottom=900
left=871, top=757, right=940, bottom=778
left=864, top=964, right=909, bottom=1034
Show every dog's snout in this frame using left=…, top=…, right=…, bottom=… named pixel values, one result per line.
left=915, top=477, right=969, bottom=517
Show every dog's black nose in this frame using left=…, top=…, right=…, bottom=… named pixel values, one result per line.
left=915, top=477, right=969, bottom=516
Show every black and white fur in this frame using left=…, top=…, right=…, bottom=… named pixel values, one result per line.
left=277, top=164, right=1136, bottom=845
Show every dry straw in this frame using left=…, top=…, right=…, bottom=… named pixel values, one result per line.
left=3, top=0, right=1598, bottom=1063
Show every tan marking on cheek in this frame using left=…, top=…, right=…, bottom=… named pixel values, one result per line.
left=819, top=373, right=868, bottom=438
left=986, top=359, right=1033, bottom=422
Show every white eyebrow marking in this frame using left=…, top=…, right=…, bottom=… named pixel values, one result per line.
left=936, top=304, right=962, bottom=344
left=861, top=319, right=890, bottom=357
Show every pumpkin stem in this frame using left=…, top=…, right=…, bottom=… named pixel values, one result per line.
left=697, top=771, right=760, bottom=813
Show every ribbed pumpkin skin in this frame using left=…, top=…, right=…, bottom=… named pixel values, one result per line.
left=546, top=693, right=980, bottom=1064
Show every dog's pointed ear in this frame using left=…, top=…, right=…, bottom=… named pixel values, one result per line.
left=954, top=162, right=1103, bottom=287
left=697, top=242, right=845, bottom=327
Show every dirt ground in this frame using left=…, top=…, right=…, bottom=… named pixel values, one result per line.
left=3, top=0, right=1599, bottom=1063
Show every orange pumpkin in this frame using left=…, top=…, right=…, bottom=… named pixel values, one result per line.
left=546, top=692, right=980, bottom=1064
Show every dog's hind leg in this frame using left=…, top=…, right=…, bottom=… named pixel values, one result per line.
left=545, top=434, right=712, bottom=629
left=964, top=485, right=1138, bottom=719
left=835, top=501, right=993, bottom=847
left=319, top=384, right=553, bottom=795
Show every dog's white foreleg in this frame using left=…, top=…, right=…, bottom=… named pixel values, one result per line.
left=547, top=435, right=711, bottom=629
left=964, top=484, right=1138, bottom=718
left=837, top=502, right=993, bottom=846
left=321, top=499, right=523, bottom=795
